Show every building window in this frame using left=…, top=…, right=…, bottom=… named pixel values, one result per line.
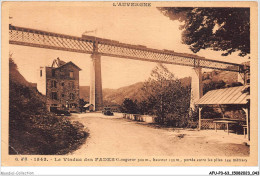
left=51, top=92, right=58, bottom=100
left=69, top=71, right=74, bottom=78
left=69, top=93, right=75, bottom=100
left=51, top=80, right=57, bottom=88
left=62, top=94, right=64, bottom=98
left=52, top=69, right=56, bottom=77
left=61, top=82, right=64, bottom=86
left=40, top=70, right=42, bottom=77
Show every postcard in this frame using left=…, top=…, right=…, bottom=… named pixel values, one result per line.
left=1, top=1, right=258, bottom=168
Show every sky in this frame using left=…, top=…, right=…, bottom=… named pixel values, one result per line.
left=9, top=3, right=249, bottom=89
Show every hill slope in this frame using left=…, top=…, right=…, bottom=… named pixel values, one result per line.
left=80, top=82, right=145, bottom=105
left=80, top=69, right=240, bottom=106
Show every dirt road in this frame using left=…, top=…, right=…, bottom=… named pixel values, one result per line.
left=71, top=113, right=249, bottom=157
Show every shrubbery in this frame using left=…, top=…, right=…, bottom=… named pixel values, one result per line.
left=120, top=63, right=247, bottom=128
left=120, top=64, right=190, bottom=127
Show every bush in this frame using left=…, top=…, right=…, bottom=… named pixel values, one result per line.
left=139, top=64, right=190, bottom=127
left=120, top=98, right=139, bottom=114
left=203, top=80, right=226, bottom=94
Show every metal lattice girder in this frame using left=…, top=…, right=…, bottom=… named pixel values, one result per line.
left=9, top=25, right=247, bottom=72
left=9, top=25, right=93, bottom=54
left=96, top=41, right=243, bottom=72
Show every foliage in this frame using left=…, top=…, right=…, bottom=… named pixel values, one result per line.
left=158, top=7, right=250, bottom=57
left=201, top=107, right=222, bottom=120
left=137, top=100, right=149, bottom=115
left=141, top=64, right=190, bottom=127
left=119, top=64, right=190, bottom=127
left=203, top=80, right=244, bottom=94
left=9, top=57, right=88, bottom=155
left=79, top=98, right=88, bottom=112
left=203, top=80, right=226, bottom=94
left=120, top=98, right=139, bottom=114
left=222, top=105, right=246, bottom=120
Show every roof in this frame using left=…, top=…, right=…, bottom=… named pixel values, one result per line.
left=51, top=57, right=81, bottom=71
left=196, top=86, right=250, bottom=105
left=55, top=61, right=82, bottom=71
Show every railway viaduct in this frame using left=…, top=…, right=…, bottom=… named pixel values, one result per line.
left=9, top=25, right=249, bottom=111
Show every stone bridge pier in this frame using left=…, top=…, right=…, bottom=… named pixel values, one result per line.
left=190, top=67, right=203, bottom=112
left=90, top=54, right=103, bottom=111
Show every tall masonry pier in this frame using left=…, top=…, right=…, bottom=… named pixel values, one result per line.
left=90, top=53, right=103, bottom=111
left=190, top=67, right=203, bottom=111
left=88, top=39, right=103, bottom=111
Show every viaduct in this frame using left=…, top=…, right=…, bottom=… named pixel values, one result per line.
left=9, top=25, right=250, bottom=111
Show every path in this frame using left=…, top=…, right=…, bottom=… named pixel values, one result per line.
left=71, top=113, right=249, bottom=157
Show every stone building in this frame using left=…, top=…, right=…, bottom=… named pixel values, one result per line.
left=37, top=58, right=81, bottom=112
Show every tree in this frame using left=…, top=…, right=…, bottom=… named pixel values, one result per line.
left=79, top=98, right=87, bottom=112
left=141, top=64, right=190, bottom=126
left=203, top=80, right=226, bottom=94
left=158, top=7, right=250, bottom=57
left=138, top=100, right=149, bottom=115
left=120, top=98, right=139, bottom=114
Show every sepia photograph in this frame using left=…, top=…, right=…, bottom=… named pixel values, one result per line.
left=1, top=1, right=258, bottom=169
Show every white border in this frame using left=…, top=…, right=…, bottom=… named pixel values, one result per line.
left=1, top=0, right=259, bottom=175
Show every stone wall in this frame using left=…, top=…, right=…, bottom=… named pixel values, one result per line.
left=122, top=113, right=156, bottom=123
